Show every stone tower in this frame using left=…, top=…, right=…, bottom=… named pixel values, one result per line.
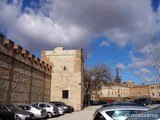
left=41, top=47, right=84, bottom=111
left=115, top=67, right=121, bottom=84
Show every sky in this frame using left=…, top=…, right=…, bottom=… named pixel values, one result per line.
left=0, top=0, right=160, bottom=85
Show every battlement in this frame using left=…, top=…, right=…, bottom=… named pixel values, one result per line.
left=0, top=34, right=5, bottom=45
left=4, top=39, right=15, bottom=49
left=0, top=33, right=52, bottom=104
left=0, top=33, right=52, bottom=71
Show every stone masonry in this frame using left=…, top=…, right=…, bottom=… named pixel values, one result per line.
left=0, top=34, right=52, bottom=104
left=41, top=47, right=84, bottom=111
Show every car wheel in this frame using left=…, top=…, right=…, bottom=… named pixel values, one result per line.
left=47, top=112, right=53, bottom=118
left=15, top=116, right=21, bottom=120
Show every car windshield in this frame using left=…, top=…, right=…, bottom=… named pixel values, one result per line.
left=106, top=110, right=147, bottom=120
left=6, top=105, right=21, bottom=111
left=50, top=103, right=56, bottom=107
left=52, top=103, right=60, bottom=107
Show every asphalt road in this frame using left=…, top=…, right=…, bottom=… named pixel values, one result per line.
left=48, top=105, right=100, bottom=120
left=48, top=104, right=160, bottom=120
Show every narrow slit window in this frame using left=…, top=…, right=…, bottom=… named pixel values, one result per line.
left=62, top=90, right=69, bottom=99
left=64, top=66, right=66, bottom=70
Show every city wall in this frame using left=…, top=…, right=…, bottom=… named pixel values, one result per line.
left=0, top=34, right=52, bottom=104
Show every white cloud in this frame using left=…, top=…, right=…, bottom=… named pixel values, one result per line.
left=99, top=41, right=110, bottom=47
left=86, top=52, right=92, bottom=59
left=128, top=51, right=151, bottom=69
left=0, top=0, right=158, bottom=54
left=134, top=68, right=152, bottom=76
left=116, top=63, right=126, bottom=70
left=128, top=59, right=150, bottom=69
left=133, top=68, right=159, bottom=83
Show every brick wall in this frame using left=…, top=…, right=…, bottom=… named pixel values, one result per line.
left=0, top=34, right=52, bottom=104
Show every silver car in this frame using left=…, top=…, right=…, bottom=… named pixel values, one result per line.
left=127, top=106, right=160, bottom=120
left=17, top=105, right=47, bottom=119
left=93, top=104, right=150, bottom=120
left=31, top=102, right=59, bottom=118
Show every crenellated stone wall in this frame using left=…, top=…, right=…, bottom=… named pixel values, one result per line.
left=0, top=34, right=52, bottom=104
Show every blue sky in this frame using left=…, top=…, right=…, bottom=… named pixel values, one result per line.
left=0, top=0, right=160, bottom=85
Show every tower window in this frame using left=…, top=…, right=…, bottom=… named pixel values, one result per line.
left=62, top=90, right=69, bottom=99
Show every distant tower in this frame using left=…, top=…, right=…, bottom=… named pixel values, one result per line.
left=115, top=67, right=121, bottom=84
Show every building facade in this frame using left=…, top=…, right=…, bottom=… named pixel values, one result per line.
left=130, top=84, right=160, bottom=100
left=98, top=84, right=130, bottom=101
left=99, top=81, right=160, bottom=100
left=41, top=47, right=84, bottom=111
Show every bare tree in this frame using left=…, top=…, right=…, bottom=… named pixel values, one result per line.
left=150, top=34, right=160, bottom=81
left=84, top=64, right=113, bottom=94
left=83, top=68, right=92, bottom=94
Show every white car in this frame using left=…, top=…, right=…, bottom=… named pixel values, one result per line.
left=31, top=102, right=59, bottom=118
left=127, top=106, right=160, bottom=120
left=17, top=105, right=47, bottom=119
left=93, top=103, right=150, bottom=120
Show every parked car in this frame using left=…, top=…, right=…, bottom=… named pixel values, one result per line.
left=107, top=99, right=115, bottom=103
left=93, top=104, right=150, bottom=120
left=90, top=100, right=101, bottom=105
left=127, top=106, right=160, bottom=120
left=31, top=102, right=59, bottom=118
left=0, top=103, right=34, bottom=120
left=90, top=100, right=108, bottom=105
left=0, top=106, right=15, bottom=120
left=102, top=102, right=145, bottom=108
left=49, top=103, right=65, bottom=115
left=98, top=101, right=108, bottom=105
left=134, top=98, right=155, bottom=105
left=50, top=101, right=74, bottom=113
left=17, top=104, right=47, bottom=119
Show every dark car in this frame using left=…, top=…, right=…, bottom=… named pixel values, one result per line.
left=0, top=103, right=15, bottom=120
left=98, top=100, right=108, bottom=105
left=90, top=100, right=100, bottom=105
left=0, top=109, right=15, bottom=120
left=0, top=103, right=34, bottom=120
left=90, top=100, right=108, bottom=105
left=50, top=101, right=74, bottom=113
left=134, top=98, right=155, bottom=105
